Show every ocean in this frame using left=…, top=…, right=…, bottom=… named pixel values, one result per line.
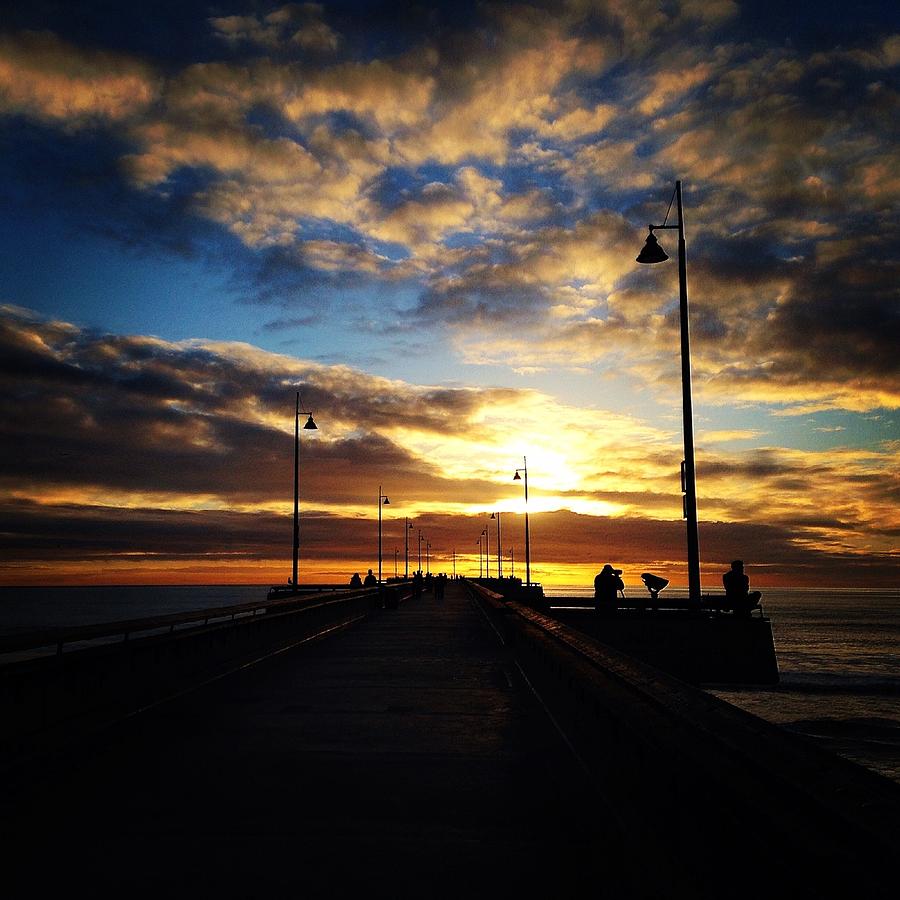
left=1, top=583, right=898, bottom=783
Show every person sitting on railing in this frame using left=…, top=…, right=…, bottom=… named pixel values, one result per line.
left=363, top=569, right=378, bottom=587
left=723, top=560, right=762, bottom=617
left=594, top=564, right=624, bottom=617
left=349, top=572, right=363, bottom=589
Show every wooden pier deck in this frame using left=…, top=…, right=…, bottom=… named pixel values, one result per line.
left=2, top=582, right=625, bottom=897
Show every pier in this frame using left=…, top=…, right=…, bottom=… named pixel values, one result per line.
left=3, top=581, right=899, bottom=898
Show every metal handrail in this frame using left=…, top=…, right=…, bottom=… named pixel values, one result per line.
left=0, top=584, right=392, bottom=657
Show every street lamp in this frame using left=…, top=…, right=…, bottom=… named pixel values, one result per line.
left=490, top=512, right=502, bottom=578
left=636, top=179, right=701, bottom=602
left=418, top=528, right=423, bottom=573
left=476, top=538, right=482, bottom=578
left=378, top=486, right=390, bottom=583
left=394, top=548, right=399, bottom=578
left=513, top=457, right=531, bottom=586
left=405, top=518, right=413, bottom=579
left=291, top=391, right=317, bottom=592
left=426, top=541, right=431, bottom=575
left=481, top=526, right=489, bottom=580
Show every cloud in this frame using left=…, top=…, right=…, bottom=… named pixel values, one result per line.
left=539, top=102, right=617, bottom=141
left=394, top=30, right=607, bottom=166
left=0, top=4, right=898, bottom=428
left=210, top=3, right=340, bottom=54
left=0, top=30, right=158, bottom=124
left=637, top=60, right=714, bottom=116
left=2, top=306, right=898, bottom=585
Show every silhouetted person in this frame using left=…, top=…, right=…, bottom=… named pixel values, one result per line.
left=363, top=569, right=377, bottom=587
left=435, top=573, right=446, bottom=601
left=425, top=572, right=433, bottom=591
left=594, top=564, right=624, bottom=616
left=723, top=560, right=761, bottom=617
left=412, top=569, right=424, bottom=598
left=349, top=572, right=363, bottom=588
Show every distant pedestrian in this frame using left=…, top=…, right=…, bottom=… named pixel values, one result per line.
left=363, top=569, right=377, bottom=587
left=435, top=573, right=446, bottom=601
left=413, top=570, right=424, bottom=598
left=349, top=572, right=363, bottom=588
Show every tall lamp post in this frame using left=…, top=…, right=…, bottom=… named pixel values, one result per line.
left=476, top=538, right=482, bottom=578
left=426, top=541, right=432, bottom=575
left=513, top=457, right=531, bottom=586
left=417, top=529, right=423, bottom=573
left=377, top=486, right=390, bottom=583
left=491, top=512, right=502, bottom=578
left=481, top=526, right=489, bottom=580
left=291, top=391, right=317, bottom=592
left=636, top=179, right=701, bottom=602
left=405, top=518, right=413, bottom=579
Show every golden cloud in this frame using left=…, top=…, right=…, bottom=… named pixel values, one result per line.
left=0, top=31, right=157, bottom=123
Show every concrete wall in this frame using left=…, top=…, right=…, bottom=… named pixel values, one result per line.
left=468, top=580, right=900, bottom=898
left=549, top=606, right=779, bottom=684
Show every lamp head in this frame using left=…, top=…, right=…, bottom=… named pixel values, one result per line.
left=383, top=496, right=390, bottom=505
left=304, top=414, right=318, bottom=430
left=513, top=471, right=521, bottom=481
left=636, top=229, right=669, bottom=264
left=490, top=512, right=496, bottom=519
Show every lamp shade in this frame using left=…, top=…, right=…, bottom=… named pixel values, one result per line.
left=383, top=496, right=390, bottom=505
left=304, top=414, right=318, bottom=430
left=636, top=231, right=669, bottom=264
left=513, top=471, right=521, bottom=481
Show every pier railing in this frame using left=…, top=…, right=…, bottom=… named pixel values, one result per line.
left=0, top=583, right=414, bottom=764
left=0, top=585, right=380, bottom=660
left=467, top=579, right=900, bottom=897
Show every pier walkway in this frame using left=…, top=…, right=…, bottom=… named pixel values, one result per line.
left=3, top=582, right=623, bottom=897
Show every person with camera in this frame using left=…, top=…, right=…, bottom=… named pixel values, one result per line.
left=594, top=563, right=624, bottom=616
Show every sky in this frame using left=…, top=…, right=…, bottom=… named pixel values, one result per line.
left=1, top=0, right=898, bottom=589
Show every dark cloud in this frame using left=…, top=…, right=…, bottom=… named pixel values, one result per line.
left=1, top=306, right=896, bottom=585
left=0, top=306, right=508, bottom=502
left=765, top=267, right=900, bottom=381
left=414, top=276, right=549, bottom=327
left=4, top=499, right=896, bottom=587
left=263, top=314, right=322, bottom=331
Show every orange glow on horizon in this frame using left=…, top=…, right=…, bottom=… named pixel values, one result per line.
left=1, top=555, right=890, bottom=590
